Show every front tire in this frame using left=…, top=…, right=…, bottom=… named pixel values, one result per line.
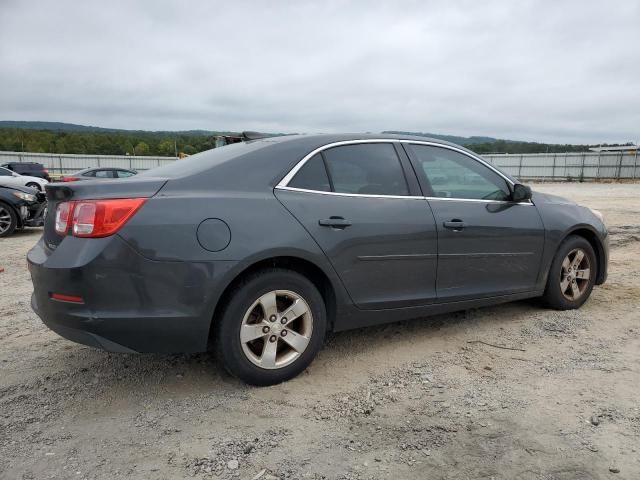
left=25, top=182, right=41, bottom=191
left=216, top=269, right=326, bottom=386
left=542, top=235, right=597, bottom=310
left=0, top=202, right=18, bottom=237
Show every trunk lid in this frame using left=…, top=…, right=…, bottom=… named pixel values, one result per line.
left=43, top=177, right=168, bottom=250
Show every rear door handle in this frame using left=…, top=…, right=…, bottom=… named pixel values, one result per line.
left=319, top=216, right=352, bottom=229
left=443, top=219, right=466, bottom=230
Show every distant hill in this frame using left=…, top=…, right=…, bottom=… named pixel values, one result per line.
left=0, top=121, right=594, bottom=155
left=0, top=121, right=221, bottom=136
left=0, top=121, right=126, bottom=133
left=382, top=130, right=510, bottom=145
left=1, top=122, right=514, bottom=143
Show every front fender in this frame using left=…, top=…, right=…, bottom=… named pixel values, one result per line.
left=534, top=199, right=609, bottom=289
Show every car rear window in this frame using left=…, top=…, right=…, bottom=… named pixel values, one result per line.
left=138, top=140, right=272, bottom=178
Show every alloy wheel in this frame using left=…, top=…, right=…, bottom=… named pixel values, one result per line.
left=560, top=248, right=591, bottom=301
left=0, top=206, right=13, bottom=235
left=240, top=290, right=313, bottom=370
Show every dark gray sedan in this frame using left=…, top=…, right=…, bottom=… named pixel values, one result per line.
left=28, top=134, right=608, bottom=385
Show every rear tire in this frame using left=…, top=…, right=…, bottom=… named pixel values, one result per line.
left=0, top=202, right=18, bottom=238
left=216, top=269, right=326, bottom=386
left=542, top=235, right=596, bottom=310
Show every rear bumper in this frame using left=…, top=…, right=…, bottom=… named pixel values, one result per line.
left=31, top=293, right=137, bottom=352
left=27, top=235, right=237, bottom=353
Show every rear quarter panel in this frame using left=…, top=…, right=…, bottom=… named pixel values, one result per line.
left=117, top=188, right=352, bottom=329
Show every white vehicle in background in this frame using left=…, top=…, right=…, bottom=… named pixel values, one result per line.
left=0, top=166, right=49, bottom=191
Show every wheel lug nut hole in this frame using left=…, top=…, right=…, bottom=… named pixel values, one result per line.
left=281, top=330, right=287, bottom=336
left=281, top=317, right=287, bottom=324
left=269, top=335, right=277, bottom=343
left=262, top=326, right=270, bottom=333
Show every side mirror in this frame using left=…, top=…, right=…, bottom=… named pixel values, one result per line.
left=512, top=183, right=532, bottom=202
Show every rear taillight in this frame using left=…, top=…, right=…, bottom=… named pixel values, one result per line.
left=55, top=198, right=146, bottom=238
left=62, top=176, right=79, bottom=182
left=55, top=202, right=73, bottom=235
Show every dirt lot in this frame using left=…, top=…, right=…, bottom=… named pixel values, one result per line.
left=1, top=183, right=639, bottom=480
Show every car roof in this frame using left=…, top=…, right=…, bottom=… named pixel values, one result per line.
left=4, top=162, right=43, bottom=166
left=142, top=133, right=497, bottom=193
left=243, top=132, right=469, bottom=150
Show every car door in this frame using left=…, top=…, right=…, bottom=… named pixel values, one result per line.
left=404, top=143, right=545, bottom=302
left=275, top=142, right=438, bottom=310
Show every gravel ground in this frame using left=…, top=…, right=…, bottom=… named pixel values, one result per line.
left=1, top=183, right=639, bottom=480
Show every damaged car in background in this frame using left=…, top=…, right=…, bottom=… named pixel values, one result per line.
left=0, top=185, right=47, bottom=237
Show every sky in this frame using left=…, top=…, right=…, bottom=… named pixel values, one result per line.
left=1, top=0, right=639, bottom=144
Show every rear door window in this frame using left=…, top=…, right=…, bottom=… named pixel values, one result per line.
left=322, top=143, right=409, bottom=196
left=116, top=170, right=135, bottom=178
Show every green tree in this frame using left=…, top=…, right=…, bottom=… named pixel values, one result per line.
left=134, top=141, right=150, bottom=155
left=182, top=144, right=196, bottom=155
left=158, top=140, right=175, bottom=156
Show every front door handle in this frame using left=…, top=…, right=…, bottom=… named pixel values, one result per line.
left=319, top=216, right=352, bottom=229
left=443, top=219, right=466, bottom=230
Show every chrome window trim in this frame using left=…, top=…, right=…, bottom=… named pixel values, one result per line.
left=277, top=138, right=516, bottom=189
left=275, top=185, right=533, bottom=206
left=423, top=196, right=533, bottom=206
left=275, top=185, right=423, bottom=200
left=276, top=139, right=534, bottom=205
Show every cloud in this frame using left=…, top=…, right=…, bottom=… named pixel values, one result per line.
left=1, top=0, right=639, bottom=143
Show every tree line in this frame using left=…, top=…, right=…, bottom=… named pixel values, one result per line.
left=0, top=128, right=220, bottom=156
left=0, top=127, right=631, bottom=156
left=468, top=140, right=591, bottom=154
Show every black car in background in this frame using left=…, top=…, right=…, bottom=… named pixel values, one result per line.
left=27, top=134, right=609, bottom=385
left=61, top=167, right=138, bottom=182
left=1, top=162, right=51, bottom=181
left=0, top=185, right=46, bottom=237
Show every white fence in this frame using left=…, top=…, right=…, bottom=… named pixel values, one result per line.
left=483, top=151, right=639, bottom=181
left=0, top=151, right=176, bottom=176
left=1, top=149, right=639, bottom=181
